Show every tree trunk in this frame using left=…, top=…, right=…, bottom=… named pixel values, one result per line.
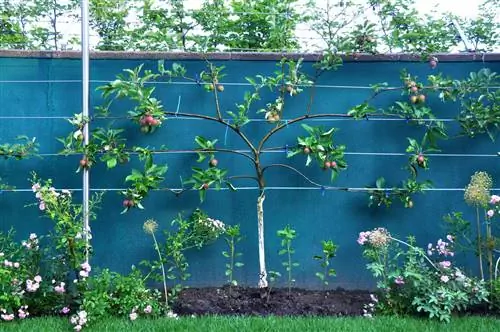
left=257, top=190, right=268, bottom=289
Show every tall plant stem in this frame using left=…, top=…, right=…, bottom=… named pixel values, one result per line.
left=287, top=241, right=292, bottom=296
left=390, top=237, right=439, bottom=271
left=151, top=232, right=168, bottom=308
left=486, top=219, right=493, bottom=284
left=476, top=207, right=484, bottom=280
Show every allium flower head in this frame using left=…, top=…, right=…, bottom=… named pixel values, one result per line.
left=491, top=195, right=500, bottom=205
left=368, top=228, right=391, bottom=247
left=464, top=171, right=492, bottom=207
left=143, top=219, right=158, bottom=235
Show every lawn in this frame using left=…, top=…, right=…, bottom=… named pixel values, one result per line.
left=1, top=316, right=499, bottom=332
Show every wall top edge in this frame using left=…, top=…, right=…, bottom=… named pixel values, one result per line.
left=0, top=50, right=499, bottom=62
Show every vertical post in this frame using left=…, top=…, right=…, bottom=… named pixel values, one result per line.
left=81, top=0, right=90, bottom=263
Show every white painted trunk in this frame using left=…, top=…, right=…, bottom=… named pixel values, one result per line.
left=257, top=192, right=268, bottom=288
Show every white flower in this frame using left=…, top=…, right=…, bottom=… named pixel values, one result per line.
left=34, top=275, right=42, bottom=283
left=29, top=233, right=37, bottom=240
left=166, top=311, right=178, bottom=319
left=77, top=311, right=87, bottom=319
left=129, top=312, right=138, bottom=321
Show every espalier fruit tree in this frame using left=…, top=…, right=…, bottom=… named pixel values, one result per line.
left=58, top=51, right=499, bottom=293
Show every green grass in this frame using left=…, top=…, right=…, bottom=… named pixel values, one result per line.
left=1, top=316, right=499, bottom=332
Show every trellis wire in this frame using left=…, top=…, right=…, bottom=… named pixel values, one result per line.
left=0, top=79, right=498, bottom=91
left=21, top=151, right=500, bottom=158
left=2, top=187, right=500, bottom=192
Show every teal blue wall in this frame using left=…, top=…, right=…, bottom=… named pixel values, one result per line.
left=0, top=56, right=499, bottom=289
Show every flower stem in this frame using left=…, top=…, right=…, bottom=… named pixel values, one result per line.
left=152, top=232, right=169, bottom=309
left=389, top=237, right=439, bottom=271
left=476, top=207, right=484, bottom=280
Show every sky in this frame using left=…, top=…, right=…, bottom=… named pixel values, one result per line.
left=38, top=0, right=489, bottom=51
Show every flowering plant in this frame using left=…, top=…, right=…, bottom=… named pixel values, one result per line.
left=74, top=267, right=162, bottom=330
left=29, top=174, right=103, bottom=272
left=141, top=209, right=225, bottom=299
left=359, top=228, right=488, bottom=322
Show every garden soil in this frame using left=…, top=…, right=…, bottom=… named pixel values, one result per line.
left=173, top=286, right=371, bottom=316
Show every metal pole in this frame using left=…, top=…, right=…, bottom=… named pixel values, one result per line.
left=81, top=0, right=90, bottom=263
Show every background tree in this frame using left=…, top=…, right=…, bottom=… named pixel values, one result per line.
left=0, top=1, right=28, bottom=49
left=90, top=0, right=132, bottom=51
left=30, top=0, right=77, bottom=50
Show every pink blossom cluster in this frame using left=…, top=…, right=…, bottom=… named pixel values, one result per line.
left=438, top=261, right=452, bottom=269
left=427, top=237, right=454, bottom=257
left=3, top=258, right=20, bottom=269
left=18, top=305, right=29, bottom=319
left=129, top=308, right=138, bottom=321
left=61, top=307, right=71, bottom=315
left=54, top=281, right=66, bottom=294
left=79, top=262, right=91, bottom=278
left=22, top=233, right=39, bottom=250
left=32, top=182, right=71, bottom=211
left=1, top=312, right=14, bottom=321
left=487, top=195, right=500, bottom=218
left=26, top=275, right=42, bottom=292
left=357, top=228, right=391, bottom=247
left=144, top=305, right=152, bottom=314
left=70, top=310, right=87, bottom=331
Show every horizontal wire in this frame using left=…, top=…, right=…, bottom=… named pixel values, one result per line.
left=0, top=80, right=498, bottom=91
left=0, top=116, right=469, bottom=123
left=25, top=151, right=500, bottom=158
left=2, top=187, right=500, bottom=193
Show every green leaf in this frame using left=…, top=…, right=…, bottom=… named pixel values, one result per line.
left=107, top=158, right=117, bottom=169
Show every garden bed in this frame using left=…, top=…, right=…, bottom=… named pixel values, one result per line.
left=173, top=286, right=371, bottom=316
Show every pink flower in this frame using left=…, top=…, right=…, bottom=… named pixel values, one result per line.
left=394, top=276, right=405, bottom=285
left=80, top=262, right=91, bottom=272
left=439, top=261, right=451, bottom=269
left=54, top=282, right=66, bottom=294
left=491, top=195, right=500, bottom=204
left=446, top=235, right=454, bottom=243
left=487, top=210, right=495, bottom=218
left=39, top=202, right=46, bottom=211
left=144, top=305, right=152, bottom=314
left=74, top=325, right=82, bottom=331
left=79, top=270, right=89, bottom=278
left=129, top=312, right=138, bottom=321
left=18, top=310, right=28, bottom=319
left=1, top=313, right=15, bottom=321
left=34, top=275, right=42, bottom=283
left=61, top=307, right=70, bottom=315
left=440, top=275, right=450, bottom=283
left=357, top=231, right=371, bottom=245
left=32, top=183, right=40, bottom=192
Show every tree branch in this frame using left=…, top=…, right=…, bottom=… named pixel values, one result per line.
left=261, top=163, right=356, bottom=192
left=257, top=113, right=352, bottom=152
left=164, top=111, right=258, bottom=157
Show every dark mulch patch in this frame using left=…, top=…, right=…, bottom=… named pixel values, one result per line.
left=173, top=286, right=372, bottom=316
